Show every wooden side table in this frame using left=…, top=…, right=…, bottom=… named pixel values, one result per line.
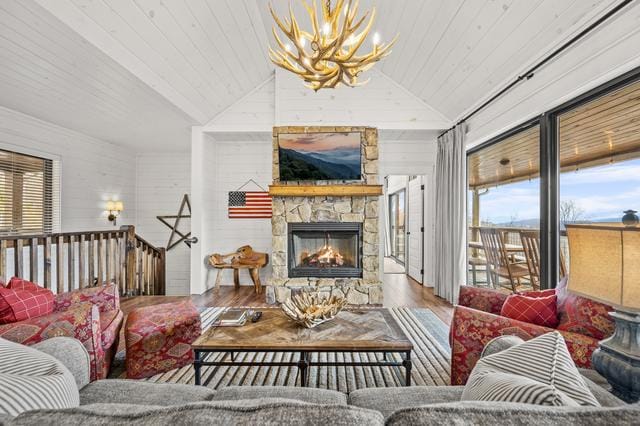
left=209, top=246, right=269, bottom=294
left=212, top=263, right=267, bottom=293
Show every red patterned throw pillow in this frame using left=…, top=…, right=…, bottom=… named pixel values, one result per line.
left=7, top=277, right=41, bottom=291
left=521, top=289, right=556, bottom=298
left=501, top=294, right=559, bottom=328
left=555, top=276, right=614, bottom=340
left=0, top=278, right=54, bottom=324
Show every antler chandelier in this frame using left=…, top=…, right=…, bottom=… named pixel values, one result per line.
left=268, top=0, right=397, bottom=91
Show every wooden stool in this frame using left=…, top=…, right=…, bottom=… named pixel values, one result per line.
left=208, top=245, right=269, bottom=294
left=212, top=263, right=266, bottom=293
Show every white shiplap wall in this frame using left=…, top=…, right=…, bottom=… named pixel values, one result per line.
left=0, top=106, right=136, bottom=232
left=199, top=136, right=273, bottom=290
left=387, top=175, right=410, bottom=194
left=135, top=153, right=191, bottom=295
left=275, top=69, right=450, bottom=129
left=466, top=1, right=640, bottom=146
left=191, top=68, right=446, bottom=292
left=192, top=134, right=439, bottom=290
left=204, top=76, right=275, bottom=132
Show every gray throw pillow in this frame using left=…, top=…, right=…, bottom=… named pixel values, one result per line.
left=462, top=331, right=600, bottom=407
left=0, top=338, right=80, bottom=416
left=480, top=335, right=525, bottom=358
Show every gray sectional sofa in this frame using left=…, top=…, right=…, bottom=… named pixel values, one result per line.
left=2, top=337, right=639, bottom=425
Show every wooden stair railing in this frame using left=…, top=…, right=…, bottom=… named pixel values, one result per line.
left=0, top=225, right=165, bottom=296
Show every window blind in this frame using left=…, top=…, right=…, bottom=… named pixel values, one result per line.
left=0, top=149, right=56, bottom=235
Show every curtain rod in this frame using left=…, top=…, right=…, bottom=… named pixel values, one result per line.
left=437, top=0, right=635, bottom=139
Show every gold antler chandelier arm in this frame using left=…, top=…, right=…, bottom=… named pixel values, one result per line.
left=268, top=0, right=397, bottom=90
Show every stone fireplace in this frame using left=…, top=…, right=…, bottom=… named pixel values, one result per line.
left=268, top=126, right=382, bottom=305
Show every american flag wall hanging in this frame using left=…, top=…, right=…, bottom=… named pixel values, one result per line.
left=228, top=191, right=272, bottom=219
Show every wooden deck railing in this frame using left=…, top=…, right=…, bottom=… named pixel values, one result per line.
left=467, top=225, right=570, bottom=273
left=0, top=225, right=165, bottom=296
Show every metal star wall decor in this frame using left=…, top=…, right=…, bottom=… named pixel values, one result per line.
left=157, top=194, right=193, bottom=250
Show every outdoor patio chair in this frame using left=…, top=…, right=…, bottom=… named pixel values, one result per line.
left=479, top=227, right=530, bottom=293
left=520, top=230, right=542, bottom=291
left=468, top=256, right=491, bottom=287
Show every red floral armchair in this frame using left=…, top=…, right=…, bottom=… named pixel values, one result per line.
left=0, top=284, right=123, bottom=381
left=450, top=285, right=614, bottom=385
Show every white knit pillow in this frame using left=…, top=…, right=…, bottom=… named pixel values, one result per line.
left=0, top=338, right=80, bottom=416
left=461, top=331, right=600, bottom=407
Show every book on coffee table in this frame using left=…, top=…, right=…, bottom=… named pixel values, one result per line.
left=213, top=309, right=247, bottom=327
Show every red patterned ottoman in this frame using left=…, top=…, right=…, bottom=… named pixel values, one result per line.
left=125, top=300, right=201, bottom=379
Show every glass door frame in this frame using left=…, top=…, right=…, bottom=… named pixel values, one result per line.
left=466, top=65, right=640, bottom=289
left=388, top=188, right=407, bottom=265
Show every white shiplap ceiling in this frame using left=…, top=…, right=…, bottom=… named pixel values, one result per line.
left=36, top=0, right=274, bottom=124
left=0, top=0, right=627, bottom=151
left=263, top=0, right=619, bottom=119
left=376, top=0, right=618, bottom=120
left=0, top=0, right=196, bottom=151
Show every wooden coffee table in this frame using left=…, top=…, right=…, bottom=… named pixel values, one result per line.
left=192, top=309, right=413, bottom=387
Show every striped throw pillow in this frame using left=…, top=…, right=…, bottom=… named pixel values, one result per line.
left=461, top=331, right=600, bottom=407
left=0, top=338, right=79, bottom=416
left=463, top=371, right=579, bottom=406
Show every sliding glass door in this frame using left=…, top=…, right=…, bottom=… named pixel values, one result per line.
left=557, top=78, right=640, bottom=278
left=466, top=66, right=640, bottom=290
left=467, top=124, right=540, bottom=289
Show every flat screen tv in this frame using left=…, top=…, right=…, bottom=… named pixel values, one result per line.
left=278, top=132, right=362, bottom=181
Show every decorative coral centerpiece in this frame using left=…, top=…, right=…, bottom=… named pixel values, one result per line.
left=281, top=290, right=350, bottom=328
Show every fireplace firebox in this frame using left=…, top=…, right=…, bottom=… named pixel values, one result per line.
left=287, top=223, right=362, bottom=278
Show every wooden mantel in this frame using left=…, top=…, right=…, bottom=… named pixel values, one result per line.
left=269, top=184, right=383, bottom=197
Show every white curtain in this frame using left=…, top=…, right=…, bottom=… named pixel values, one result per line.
left=434, top=124, right=467, bottom=304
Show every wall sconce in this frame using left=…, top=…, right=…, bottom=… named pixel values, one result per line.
left=106, top=200, right=123, bottom=225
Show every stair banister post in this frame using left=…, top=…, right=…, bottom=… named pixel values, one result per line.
left=158, top=247, right=166, bottom=295
left=121, top=225, right=137, bottom=296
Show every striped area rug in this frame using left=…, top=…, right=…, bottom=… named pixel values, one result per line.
left=115, top=307, right=451, bottom=391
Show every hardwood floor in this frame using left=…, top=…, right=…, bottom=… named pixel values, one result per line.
left=121, top=273, right=453, bottom=326
left=383, top=257, right=406, bottom=274
left=383, top=274, right=453, bottom=325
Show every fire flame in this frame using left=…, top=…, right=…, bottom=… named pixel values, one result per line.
left=317, top=245, right=344, bottom=265
left=306, top=244, right=345, bottom=267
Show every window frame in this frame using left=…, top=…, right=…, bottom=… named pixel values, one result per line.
left=466, top=65, right=640, bottom=289
left=388, top=187, right=407, bottom=265
left=0, top=148, right=55, bottom=235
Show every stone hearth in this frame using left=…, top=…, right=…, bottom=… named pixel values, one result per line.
left=268, top=126, right=382, bottom=304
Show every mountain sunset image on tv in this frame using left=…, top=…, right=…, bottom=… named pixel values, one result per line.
left=278, top=132, right=362, bottom=181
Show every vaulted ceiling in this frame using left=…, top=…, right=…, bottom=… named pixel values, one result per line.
left=0, top=0, right=196, bottom=150
left=264, top=0, right=618, bottom=119
left=0, top=0, right=624, bottom=151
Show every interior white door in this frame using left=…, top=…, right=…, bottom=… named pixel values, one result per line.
left=407, top=177, right=424, bottom=284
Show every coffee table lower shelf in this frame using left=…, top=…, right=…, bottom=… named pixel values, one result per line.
left=193, top=349, right=413, bottom=387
